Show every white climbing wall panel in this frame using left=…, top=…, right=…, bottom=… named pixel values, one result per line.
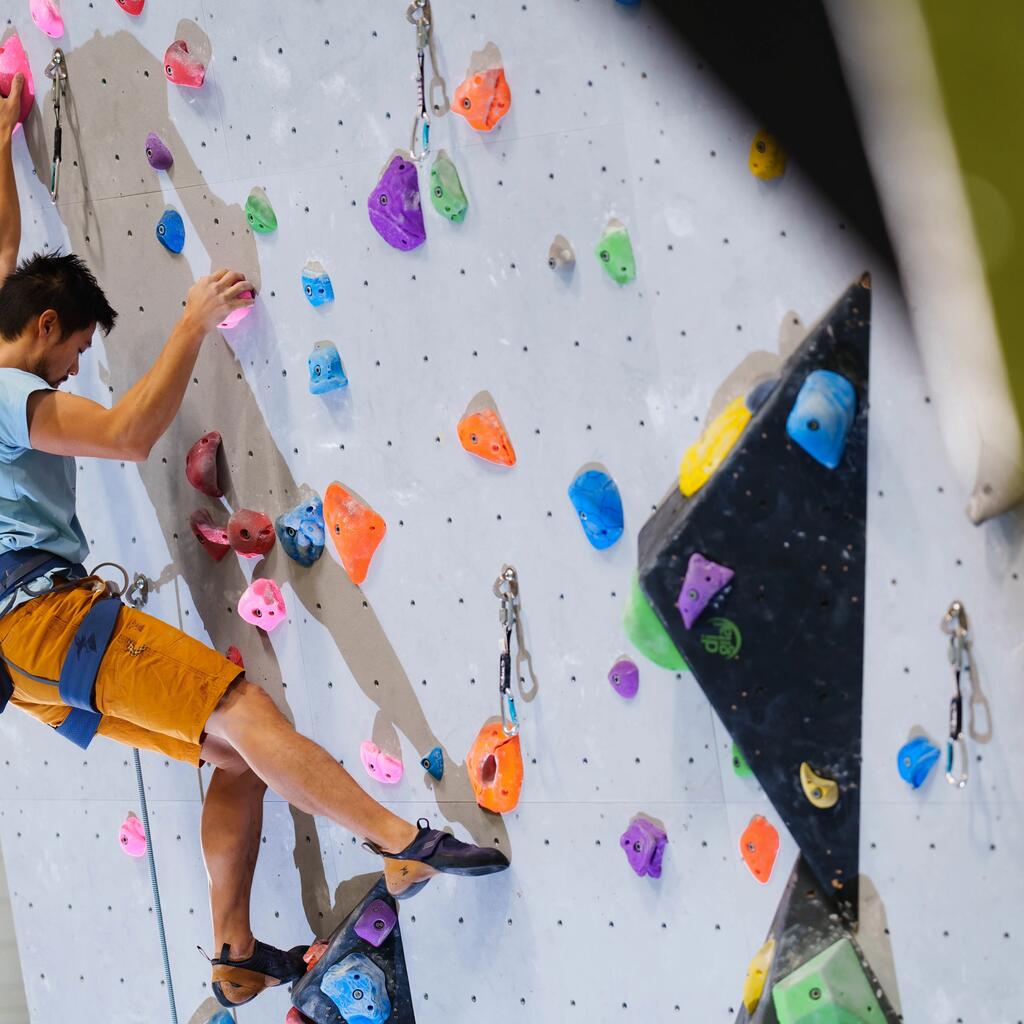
left=1, top=2, right=1022, bottom=1022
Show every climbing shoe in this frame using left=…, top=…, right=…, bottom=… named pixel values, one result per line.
left=205, top=938, right=309, bottom=1008
left=364, top=817, right=510, bottom=900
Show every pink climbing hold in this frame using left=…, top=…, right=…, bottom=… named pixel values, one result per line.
left=0, top=33, right=35, bottom=127
left=29, top=0, right=65, bottom=39
left=226, top=645, right=245, bottom=669
left=218, top=291, right=254, bottom=330
left=360, top=741, right=403, bottom=785
left=676, top=552, right=734, bottom=630
left=237, top=578, right=286, bottom=632
left=189, top=509, right=231, bottom=562
left=118, top=813, right=147, bottom=858
left=185, top=430, right=223, bottom=498
left=114, top=0, right=145, bottom=13
left=164, top=40, right=206, bottom=89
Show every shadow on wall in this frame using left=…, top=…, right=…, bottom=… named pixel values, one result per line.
left=23, top=27, right=508, bottom=935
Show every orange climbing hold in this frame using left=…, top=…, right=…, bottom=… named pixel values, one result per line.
left=323, top=482, right=386, bottom=585
left=466, top=721, right=523, bottom=814
left=457, top=408, right=516, bottom=467
left=739, top=814, right=779, bottom=884
left=453, top=68, right=511, bottom=132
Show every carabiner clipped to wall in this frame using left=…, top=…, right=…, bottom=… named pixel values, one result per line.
left=941, top=600, right=971, bottom=787
left=405, top=0, right=449, bottom=160
left=43, top=48, right=68, bottom=202
left=496, top=565, right=520, bottom=737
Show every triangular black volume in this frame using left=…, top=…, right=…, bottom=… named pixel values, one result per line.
left=291, top=875, right=416, bottom=1024
left=638, top=275, right=871, bottom=921
left=736, top=856, right=900, bottom=1023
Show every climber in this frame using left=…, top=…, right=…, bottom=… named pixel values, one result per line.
left=0, top=76, right=508, bottom=1009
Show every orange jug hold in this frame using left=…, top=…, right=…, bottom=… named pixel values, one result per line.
left=324, top=482, right=386, bottom=585
left=466, top=721, right=523, bottom=814
left=739, top=814, right=780, bottom=884
left=457, top=408, right=516, bottom=467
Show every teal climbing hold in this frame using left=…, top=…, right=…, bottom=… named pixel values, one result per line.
left=622, top=573, right=687, bottom=670
left=421, top=747, right=444, bottom=781
left=429, top=150, right=468, bottom=222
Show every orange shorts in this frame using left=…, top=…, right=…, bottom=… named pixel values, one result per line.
left=0, top=583, right=243, bottom=766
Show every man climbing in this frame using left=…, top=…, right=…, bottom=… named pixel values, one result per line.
left=0, top=76, right=508, bottom=1009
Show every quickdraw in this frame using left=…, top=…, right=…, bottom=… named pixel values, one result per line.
left=495, top=565, right=520, bottom=737
left=940, top=600, right=971, bottom=788
left=405, top=0, right=449, bottom=160
left=43, top=47, right=67, bottom=202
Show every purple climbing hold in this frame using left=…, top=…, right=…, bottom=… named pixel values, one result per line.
left=676, top=552, right=734, bottom=630
left=620, top=816, right=668, bottom=878
left=353, top=898, right=398, bottom=948
left=367, top=153, right=426, bottom=252
left=145, top=131, right=173, bottom=170
left=608, top=657, right=639, bottom=699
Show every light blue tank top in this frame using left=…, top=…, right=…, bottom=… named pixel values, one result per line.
left=0, top=368, right=89, bottom=566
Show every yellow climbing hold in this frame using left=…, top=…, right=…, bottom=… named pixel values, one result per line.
left=800, top=761, right=839, bottom=809
left=742, top=937, right=775, bottom=1013
left=679, top=395, right=751, bottom=497
left=749, top=130, right=787, bottom=180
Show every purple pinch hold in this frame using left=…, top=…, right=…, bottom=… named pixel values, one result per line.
left=353, top=898, right=398, bottom=947
left=145, top=131, right=174, bottom=170
left=620, top=816, right=668, bottom=878
left=676, top=552, right=734, bottom=630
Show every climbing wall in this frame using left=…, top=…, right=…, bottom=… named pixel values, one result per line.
left=0, top=2, right=1022, bottom=1022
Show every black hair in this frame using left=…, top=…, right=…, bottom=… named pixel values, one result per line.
left=0, top=250, right=118, bottom=342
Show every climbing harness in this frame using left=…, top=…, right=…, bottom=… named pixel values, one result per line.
left=0, top=548, right=132, bottom=750
left=43, top=48, right=68, bottom=203
left=405, top=0, right=448, bottom=160
left=941, top=600, right=972, bottom=787
left=495, top=565, right=520, bottom=737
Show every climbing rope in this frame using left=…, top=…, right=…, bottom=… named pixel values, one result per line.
left=132, top=747, right=179, bottom=1024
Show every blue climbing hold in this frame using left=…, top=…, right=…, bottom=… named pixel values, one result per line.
left=616, top=0, right=641, bottom=5
left=421, top=746, right=444, bottom=781
left=745, top=377, right=778, bottom=413
left=155, top=207, right=185, bottom=254
left=320, top=952, right=391, bottom=1024
left=308, top=341, right=348, bottom=395
left=274, top=495, right=325, bottom=567
left=302, top=259, right=335, bottom=308
left=897, top=736, right=940, bottom=789
left=786, top=369, right=856, bottom=469
left=568, top=469, right=624, bottom=550
left=208, top=1013, right=234, bottom=1024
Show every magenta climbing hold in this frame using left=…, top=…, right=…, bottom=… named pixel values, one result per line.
left=185, top=430, right=223, bottom=498
left=30, top=0, right=65, bottom=39
left=164, top=40, right=206, bottom=88
left=218, top=290, right=254, bottom=330
left=353, top=899, right=397, bottom=948
left=238, top=578, right=286, bottom=632
left=144, top=132, right=173, bottom=171
left=0, top=33, right=35, bottom=126
left=359, top=741, right=403, bottom=785
left=676, top=552, right=734, bottom=629
left=227, top=509, right=275, bottom=558
left=115, top=0, right=144, bottom=13
left=620, top=816, right=667, bottom=878
left=119, top=813, right=146, bottom=858
left=608, top=657, right=639, bottom=699
left=367, top=153, right=426, bottom=251
left=189, top=509, right=231, bottom=562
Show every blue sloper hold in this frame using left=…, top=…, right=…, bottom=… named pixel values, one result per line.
left=568, top=469, right=624, bottom=549
left=308, top=341, right=348, bottom=395
left=786, top=369, right=856, bottom=469
left=156, top=207, right=185, bottom=253
left=321, top=952, right=391, bottom=1024
left=302, top=259, right=335, bottom=307
left=421, top=746, right=444, bottom=781
left=275, top=495, right=326, bottom=567
left=897, top=736, right=940, bottom=789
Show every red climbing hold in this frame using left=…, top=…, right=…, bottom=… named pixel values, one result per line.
left=302, top=942, right=328, bottom=973
left=226, top=645, right=245, bottom=669
left=457, top=407, right=516, bottom=467
left=189, top=509, right=231, bottom=562
left=0, top=33, right=35, bottom=126
left=227, top=509, right=275, bottom=558
left=164, top=40, right=206, bottom=88
left=466, top=721, right=523, bottom=814
left=185, top=430, right=223, bottom=498
left=323, top=482, right=386, bottom=586
left=286, top=1008, right=314, bottom=1024
left=114, top=0, right=144, bottom=13
left=739, top=814, right=780, bottom=884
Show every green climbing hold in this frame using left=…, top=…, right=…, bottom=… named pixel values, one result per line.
left=429, top=149, right=468, bottom=223
left=623, top=573, right=687, bottom=671
left=772, top=938, right=884, bottom=1024
left=732, top=742, right=753, bottom=778
left=245, top=187, right=278, bottom=234
left=595, top=218, right=636, bottom=284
